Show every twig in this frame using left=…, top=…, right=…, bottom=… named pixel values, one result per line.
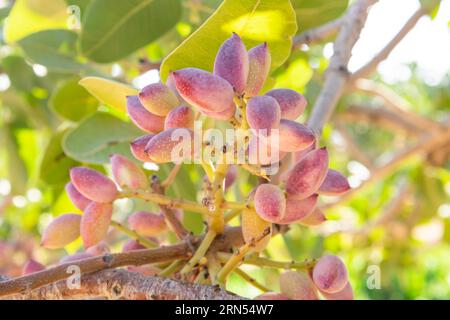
left=351, top=6, right=429, bottom=80
left=307, top=0, right=378, bottom=135
left=181, top=229, right=216, bottom=274
left=352, top=79, right=442, bottom=132
left=110, top=220, right=158, bottom=249
left=293, top=17, right=343, bottom=49
left=335, top=105, right=421, bottom=135
left=151, top=176, right=189, bottom=239
left=3, top=269, right=244, bottom=300
left=216, top=229, right=271, bottom=285
left=234, top=268, right=270, bottom=293
left=217, top=253, right=315, bottom=271
left=158, top=260, right=185, bottom=277
left=161, top=164, right=182, bottom=189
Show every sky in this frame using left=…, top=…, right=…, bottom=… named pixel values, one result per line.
left=349, top=0, right=450, bottom=85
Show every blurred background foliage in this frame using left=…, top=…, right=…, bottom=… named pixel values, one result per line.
left=0, top=0, right=449, bottom=299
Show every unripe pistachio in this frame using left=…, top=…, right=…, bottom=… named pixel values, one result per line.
left=130, top=134, right=154, bottom=162
left=224, top=165, right=238, bottom=191
left=41, top=214, right=81, bottom=249
left=320, top=282, right=354, bottom=300
left=70, top=167, right=118, bottom=203
left=202, top=104, right=236, bottom=120
left=22, top=259, right=45, bottom=275
left=254, top=184, right=286, bottom=223
left=144, top=128, right=195, bottom=164
left=164, top=105, right=195, bottom=130
left=171, top=68, right=235, bottom=113
left=214, top=33, right=249, bottom=94
left=128, top=211, right=167, bottom=237
left=280, top=271, right=319, bottom=300
left=312, top=255, right=349, bottom=294
left=254, top=292, right=289, bottom=300
left=293, top=143, right=315, bottom=164
left=245, top=43, right=271, bottom=97
left=122, top=239, right=148, bottom=252
left=248, top=134, right=285, bottom=166
left=85, top=241, right=110, bottom=256
left=166, top=72, right=188, bottom=104
left=80, top=202, right=113, bottom=248
left=126, top=95, right=165, bottom=133
left=65, top=182, right=91, bottom=211
left=318, top=169, right=350, bottom=196
left=110, top=154, right=149, bottom=190
left=298, top=208, right=327, bottom=226
left=286, top=148, right=329, bottom=199
left=138, top=83, right=179, bottom=116
left=246, top=96, right=281, bottom=131
left=278, top=119, right=315, bottom=152
left=241, top=208, right=272, bottom=252
left=277, top=194, right=318, bottom=225
left=266, top=89, right=307, bottom=120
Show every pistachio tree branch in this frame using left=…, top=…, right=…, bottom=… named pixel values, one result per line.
left=3, top=269, right=244, bottom=300
left=0, top=227, right=246, bottom=299
left=0, top=243, right=190, bottom=298
left=307, top=0, right=378, bottom=135
left=352, top=79, right=443, bottom=132
left=150, top=175, right=189, bottom=239
left=335, top=105, right=421, bottom=135
left=292, top=17, right=343, bottom=49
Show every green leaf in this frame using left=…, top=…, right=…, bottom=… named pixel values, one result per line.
left=3, top=0, right=68, bottom=43
left=79, top=77, right=138, bottom=112
left=80, top=0, right=182, bottom=63
left=50, top=78, right=98, bottom=122
left=291, top=0, right=348, bottom=32
left=18, top=29, right=85, bottom=72
left=160, top=0, right=298, bottom=81
left=62, top=112, right=143, bottom=164
left=1, top=55, right=36, bottom=91
left=39, top=129, right=79, bottom=185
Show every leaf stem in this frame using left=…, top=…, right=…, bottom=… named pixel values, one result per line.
left=158, top=260, right=185, bottom=277
left=110, top=220, right=158, bottom=249
left=234, top=268, right=270, bottom=292
left=180, top=229, right=217, bottom=274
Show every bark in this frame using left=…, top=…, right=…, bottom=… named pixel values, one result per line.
left=3, top=269, right=244, bottom=300
left=307, top=0, right=378, bottom=135
left=0, top=227, right=245, bottom=299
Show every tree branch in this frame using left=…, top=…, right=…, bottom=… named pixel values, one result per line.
left=292, top=17, right=343, bottom=50
left=3, top=269, right=244, bottom=300
left=350, top=6, right=429, bottom=80
left=335, top=105, right=421, bottom=135
left=351, top=79, right=443, bottom=132
left=307, top=0, right=378, bottom=135
left=0, top=227, right=246, bottom=299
